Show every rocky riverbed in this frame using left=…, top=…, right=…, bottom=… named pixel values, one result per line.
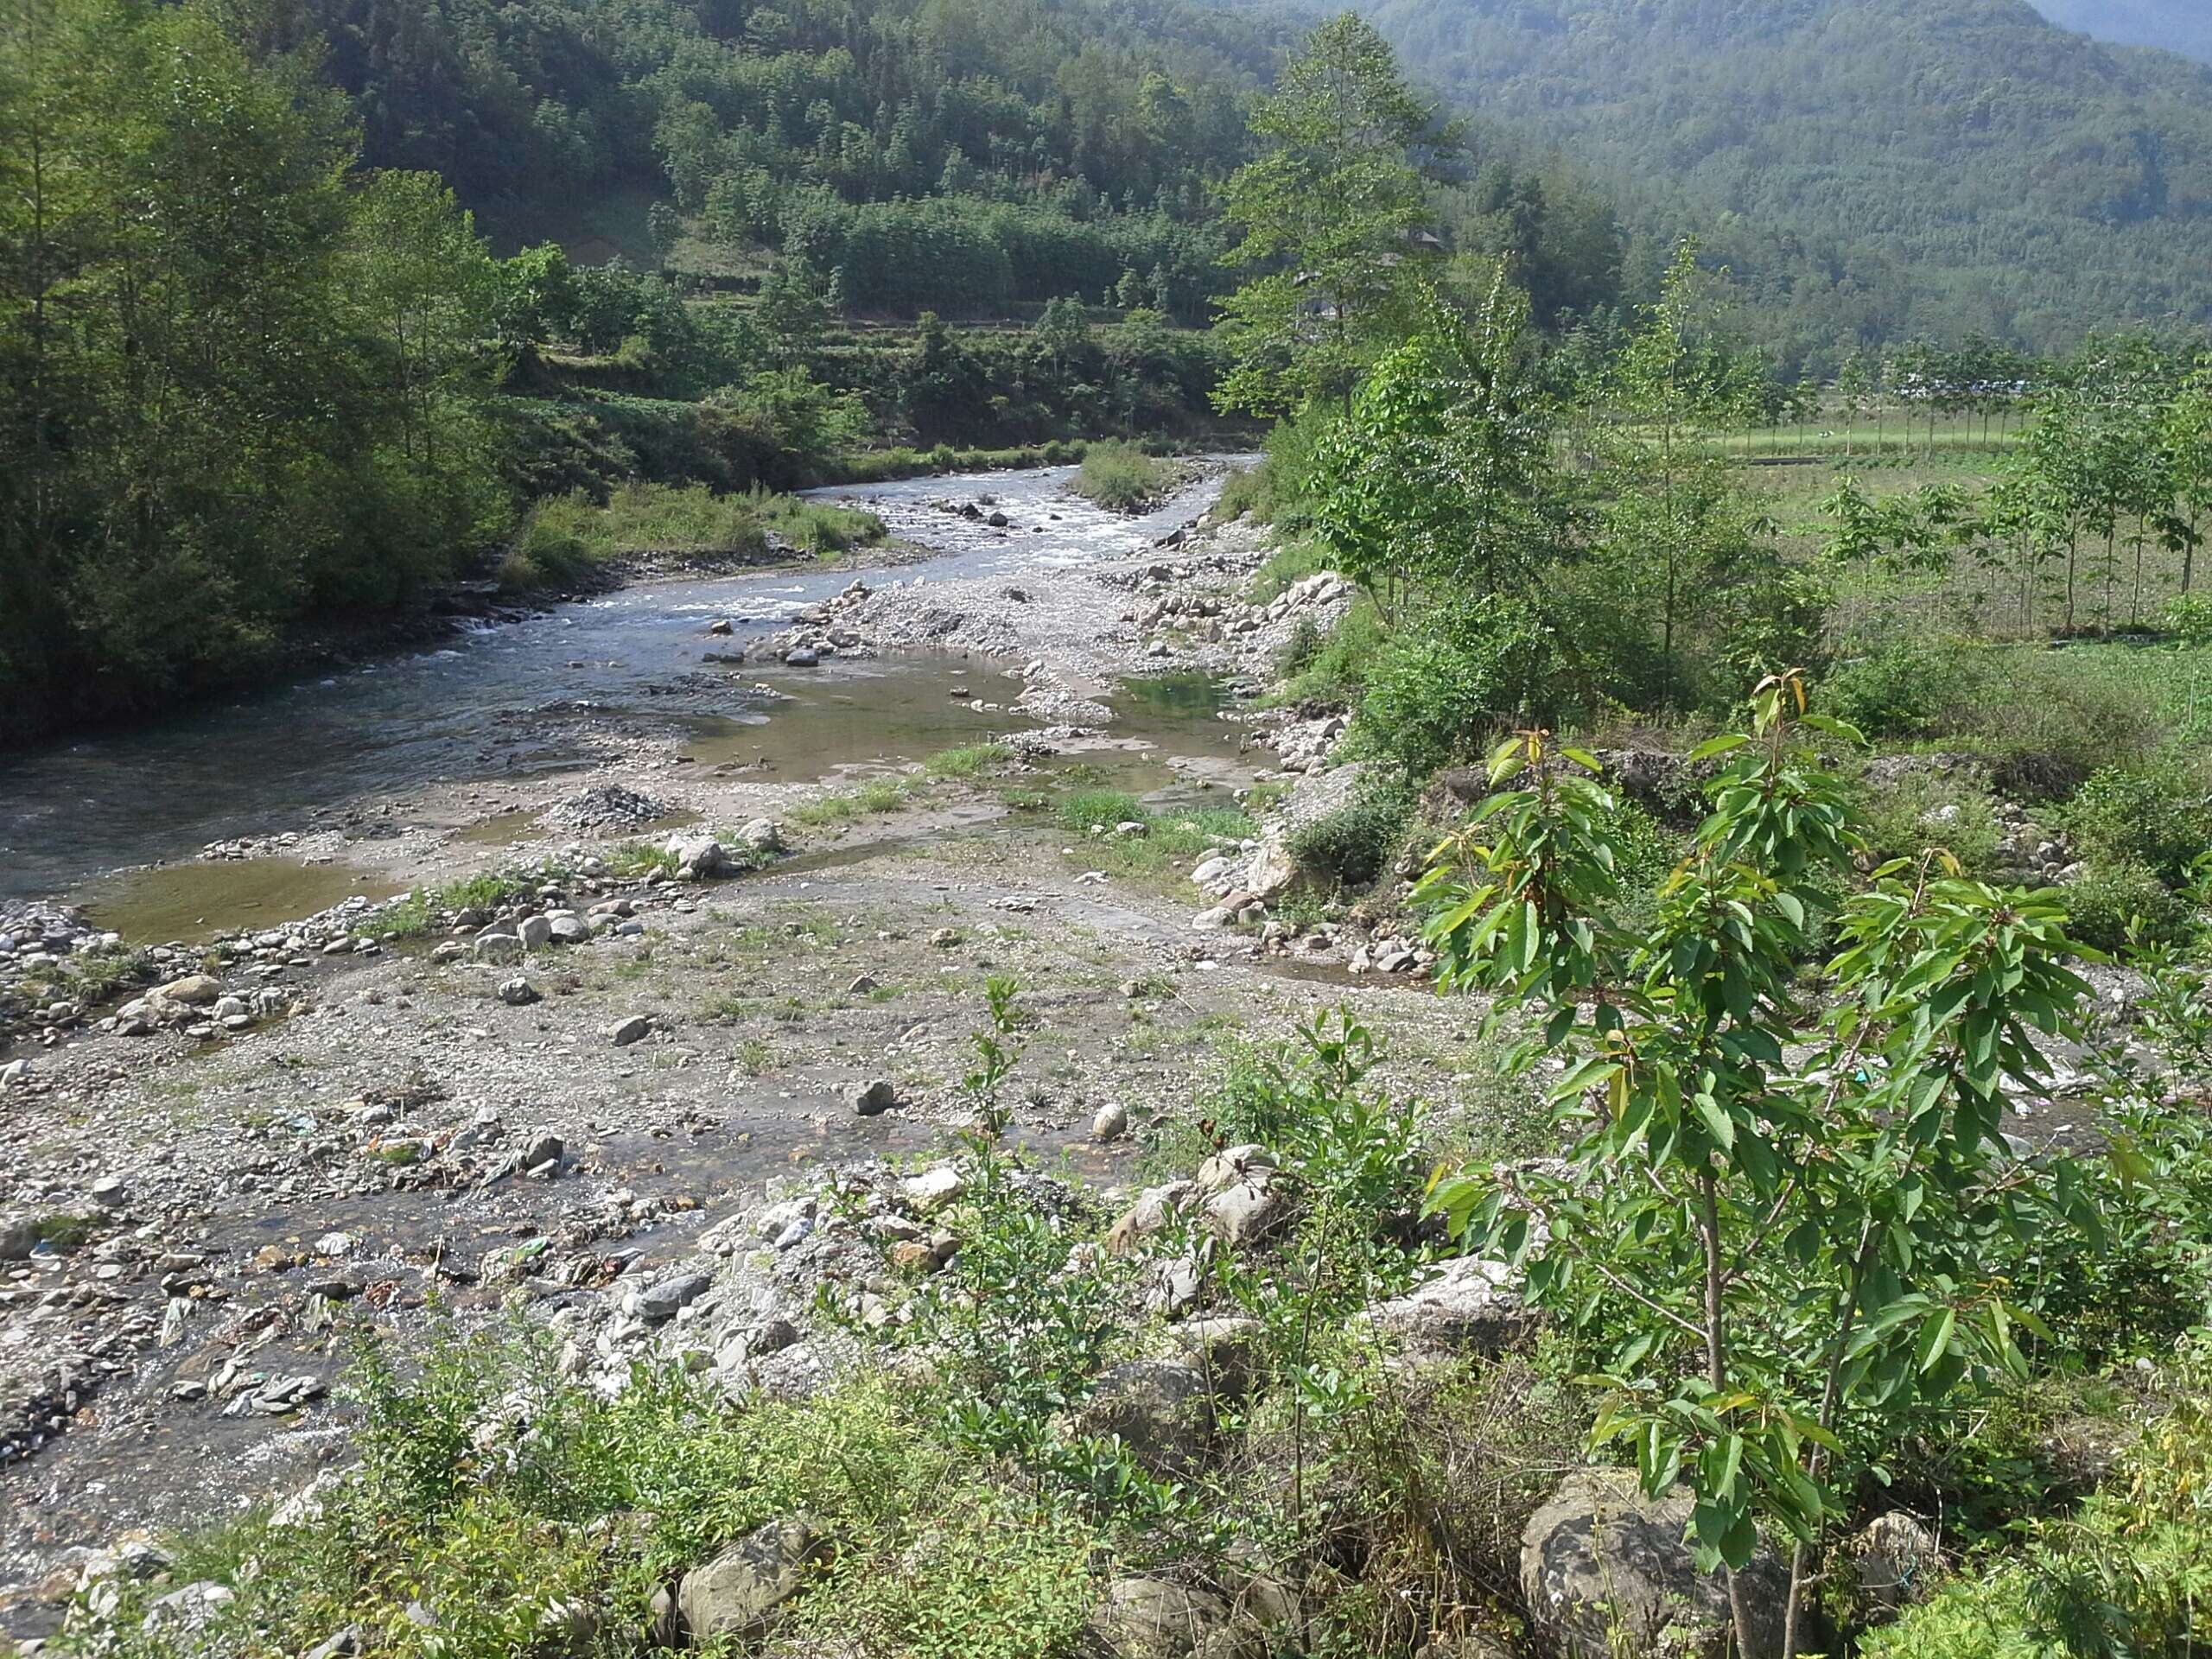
left=0, top=465, right=1480, bottom=1643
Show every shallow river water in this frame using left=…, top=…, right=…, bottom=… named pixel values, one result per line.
left=0, top=462, right=1236, bottom=904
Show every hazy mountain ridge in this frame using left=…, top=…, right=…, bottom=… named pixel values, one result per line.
left=1340, top=0, right=2212, bottom=345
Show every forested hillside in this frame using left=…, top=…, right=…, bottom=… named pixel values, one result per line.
left=2033, top=0, right=2212, bottom=65
left=296, top=0, right=1275, bottom=317
left=1346, top=0, right=2212, bottom=353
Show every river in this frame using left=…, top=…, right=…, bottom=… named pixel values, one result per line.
left=0, top=462, right=1236, bottom=905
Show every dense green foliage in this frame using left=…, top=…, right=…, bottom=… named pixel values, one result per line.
left=302, top=0, right=1274, bottom=316
left=1357, top=0, right=2212, bottom=355
left=0, top=0, right=506, bottom=740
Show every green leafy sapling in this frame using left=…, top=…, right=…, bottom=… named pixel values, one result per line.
left=1417, top=672, right=2106, bottom=1659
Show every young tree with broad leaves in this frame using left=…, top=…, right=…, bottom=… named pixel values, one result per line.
left=1593, top=239, right=1764, bottom=703
left=1306, top=270, right=1562, bottom=621
left=1418, top=673, right=2105, bottom=1659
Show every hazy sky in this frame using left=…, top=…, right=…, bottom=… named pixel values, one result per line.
left=2029, top=0, right=2212, bottom=65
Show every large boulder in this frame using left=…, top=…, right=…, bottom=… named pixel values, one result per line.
left=152, top=974, right=222, bottom=1007
left=1847, top=1511, right=1941, bottom=1618
left=1079, top=1577, right=1263, bottom=1659
left=1075, top=1360, right=1217, bottom=1478
left=736, top=817, right=786, bottom=855
left=1361, top=1255, right=1539, bottom=1356
left=1243, top=762, right=1370, bottom=898
left=674, top=1516, right=828, bottom=1647
left=0, top=1212, right=36, bottom=1262
left=1520, top=1471, right=1788, bottom=1659
left=1172, top=1318, right=1264, bottom=1402
left=667, top=836, right=729, bottom=881
left=1202, top=1175, right=1288, bottom=1248
left=1194, top=1146, right=1287, bottom=1247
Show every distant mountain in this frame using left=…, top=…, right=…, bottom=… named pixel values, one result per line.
left=1334, top=0, right=2212, bottom=352
left=2031, top=1, right=2212, bottom=65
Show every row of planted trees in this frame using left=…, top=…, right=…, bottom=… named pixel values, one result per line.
left=1819, top=348, right=2212, bottom=637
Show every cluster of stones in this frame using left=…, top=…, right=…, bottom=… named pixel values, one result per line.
left=1123, top=567, right=1353, bottom=664
left=768, top=581, right=874, bottom=667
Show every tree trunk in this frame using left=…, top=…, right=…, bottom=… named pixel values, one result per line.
left=1701, top=1170, right=1764, bottom=1659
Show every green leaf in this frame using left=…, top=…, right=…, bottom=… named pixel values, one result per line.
left=1691, top=1093, right=1735, bottom=1151
left=1915, top=1308, right=1956, bottom=1376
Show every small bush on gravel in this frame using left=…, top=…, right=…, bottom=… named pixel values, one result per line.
left=359, top=868, right=555, bottom=942
left=1824, top=632, right=1955, bottom=740
left=1351, top=596, right=1557, bottom=775
left=2062, top=855, right=2196, bottom=951
left=1864, top=1344, right=2212, bottom=1659
left=1288, top=787, right=1414, bottom=891
left=1054, top=789, right=1147, bottom=833
left=790, top=777, right=912, bottom=827
left=1280, top=601, right=1384, bottom=705
left=1071, top=441, right=1171, bottom=512
left=1853, top=768, right=2007, bottom=879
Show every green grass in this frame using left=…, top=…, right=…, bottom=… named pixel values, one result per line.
left=497, top=482, right=886, bottom=590
left=359, top=868, right=556, bottom=943
left=1053, top=789, right=1147, bottom=834
left=1042, top=790, right=1256, bottom=885
left=1069, top=441, right=1173, bottom=513
left=1249, top=535, right=1334, bottom=604
left=789, top=777, right=914, bottom=828
left=1274, top=601, right=1384, bottom=707
left=756, top=493, right=887, bottom=557
left=923, top=742, right=1013, bottom=781
left=76, top=1322, right=1108, bottom=1659
left=16, top=944, right=157, bottom=1009
left=822, top=439, right=1090, bottom=485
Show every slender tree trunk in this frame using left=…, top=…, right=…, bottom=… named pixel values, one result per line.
left=1783, top=1230, right=1880, bottom=1658
left=1701, top=1170, right=1763, bottom=1658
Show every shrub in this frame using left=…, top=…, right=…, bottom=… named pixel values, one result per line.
left=2063, top=764, right=2212, bottom=882
left=1352, top=596, right=1556, bottom=777
left=1250, top=537, right=1332, bottom=605
left=494, top=517, right=597, bottom=592
left=1288, top=789, right=1412, bottom=890
left=1071, top=441, right=1172, bottom=512
left=2165, top=593, right=2212, bottom=646
left=2061, top=856, right=2196, bottom=951
left=1255, top=403, right=1341, bottom=534
left=1866, top=1345, right=2212, bottom=1659
left=1280, top=601, right=1384, bottom=706
left=1275, top=613, right=1324, bottom=677
left=1855, top=768, right=2007, bottom=878
left=1825, top=633, right=1954, bottom=740
left=1212, top=461, right=1269, bottom=523
left=756, top=493, right=887, bottom=556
